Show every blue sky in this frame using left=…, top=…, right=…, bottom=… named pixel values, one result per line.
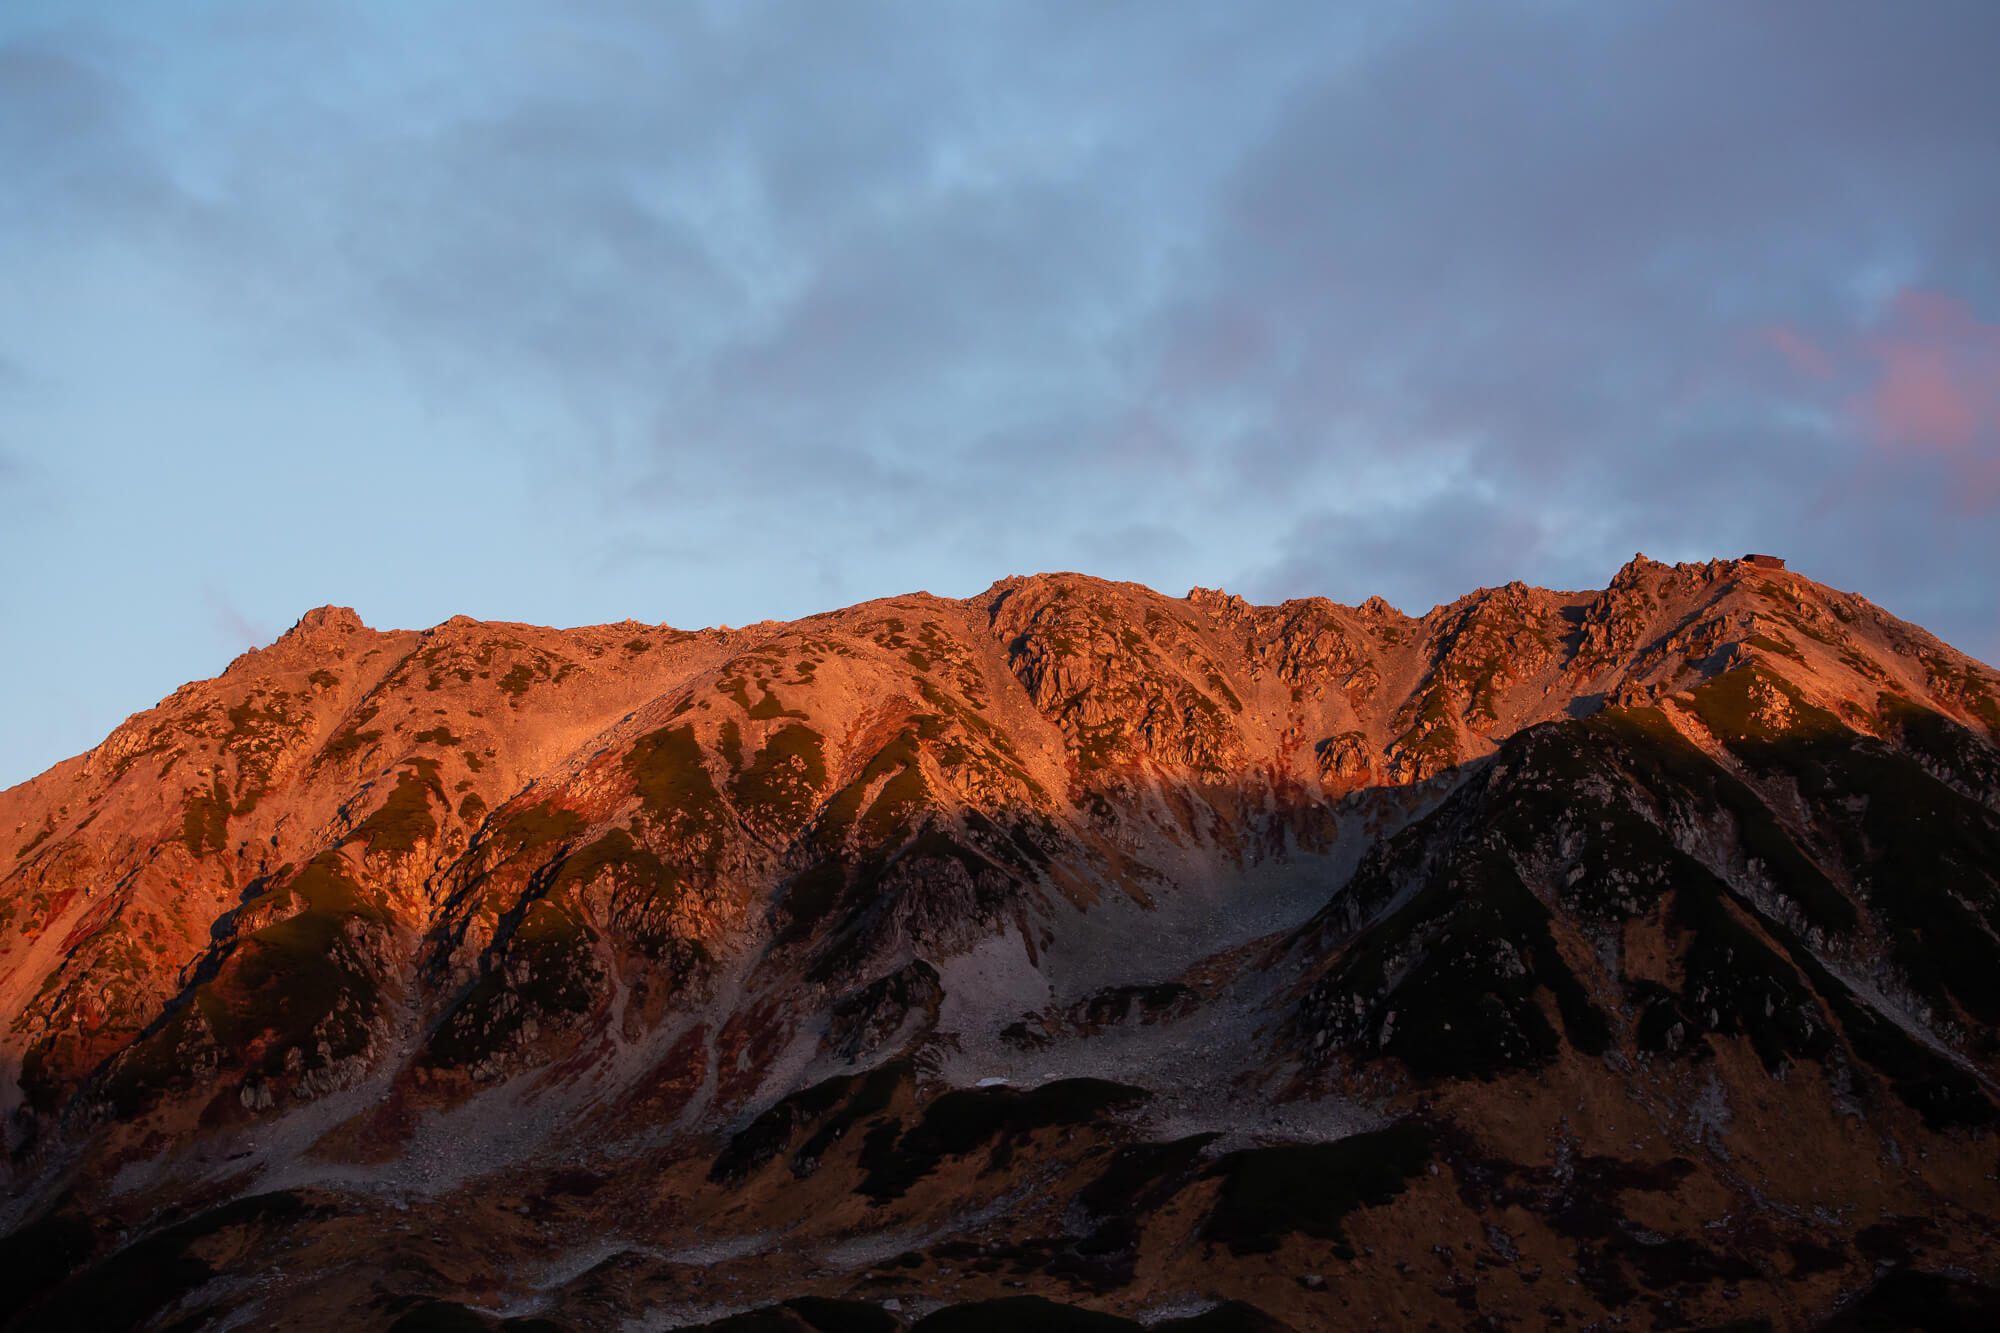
left=3, top=1, right=1997, bottom=787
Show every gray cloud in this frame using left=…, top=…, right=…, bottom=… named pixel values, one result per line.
left=3, top=0, right=1997, bottom=679
left=1250, top=493, right=1560, bottom=616
left=1194, top=2, right=2000, bottom=645
left=0, top=32, right=184, bottom=238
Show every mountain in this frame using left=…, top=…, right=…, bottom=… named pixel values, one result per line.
left=4, top=554, right=2000, bottom=1332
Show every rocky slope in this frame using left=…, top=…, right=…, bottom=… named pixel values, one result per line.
left=3, top=555, right=1999, bottom=1331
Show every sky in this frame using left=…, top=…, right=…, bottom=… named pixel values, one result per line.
left=2, top=1, right=1997, bottom=788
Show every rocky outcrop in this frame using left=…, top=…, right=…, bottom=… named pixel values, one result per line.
left=4, top=558, right=2000, bottom=1332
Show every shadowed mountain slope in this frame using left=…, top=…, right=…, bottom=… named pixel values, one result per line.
left=4, top=555, right=1999, bottom=1331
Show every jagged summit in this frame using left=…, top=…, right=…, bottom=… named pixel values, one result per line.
left=4, top=556, right=1999, bottom=1330
left=284, top=603, right=369, bottom=637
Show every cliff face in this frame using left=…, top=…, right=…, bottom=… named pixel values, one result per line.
left=4, top=555, right=1999, bottom=1332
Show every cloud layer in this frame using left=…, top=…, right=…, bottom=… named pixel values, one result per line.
left=1, top=1, right=1996, bottom=784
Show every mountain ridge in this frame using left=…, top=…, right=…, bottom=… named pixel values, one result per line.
left=4, top=553, right=2000, bottom=1331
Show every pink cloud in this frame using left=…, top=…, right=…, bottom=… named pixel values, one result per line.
left=1854, top=289, right=2000, bottom=454
left=1768, top=288, right=2000, bottom=512
left=1764, top=325, right=1832, bottom=380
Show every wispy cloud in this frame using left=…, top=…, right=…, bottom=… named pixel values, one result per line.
left=1767, top=288, right=2000, bottom=513
left=1855, top=291, right=2000, bottom=471
left=203, top=583, right=269, bottom=654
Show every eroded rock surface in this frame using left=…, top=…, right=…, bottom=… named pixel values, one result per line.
left=4, top=556, right=1999, bottom=1331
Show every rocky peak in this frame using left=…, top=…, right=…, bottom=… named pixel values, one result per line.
left=7, top=556, right=2000, bottom=1333
left=1607, top=551, right=1672, bottom=588
left=1184, top=586, right=1252, bottom=627
left=283, top=605, right=368, bottom=640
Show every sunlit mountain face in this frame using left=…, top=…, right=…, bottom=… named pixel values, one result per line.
left=5, top=554, right=2000, bottom=1331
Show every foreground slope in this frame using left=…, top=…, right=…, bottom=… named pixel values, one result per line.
left=3, top=555, right=1999, bottom=1331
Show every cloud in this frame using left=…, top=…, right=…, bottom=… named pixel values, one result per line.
left=3, top=0, right=1999, bottom=787
left=1247, top=492, right=1559, bottom=616
left=1766, top=288, right=2000, bottom=513
left=0, top=31, right=182, bottom=236
left=1156, top=3, right=1998, bottom=643
left=1764, top=328, right=1833, bottom=382
left=1855, top=291, right=2000, bottom=465
left=203, top=584, right=269, bottom=653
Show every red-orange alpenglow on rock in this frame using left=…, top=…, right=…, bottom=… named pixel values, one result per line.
left=5, top=555, right=2000, bottom=1329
